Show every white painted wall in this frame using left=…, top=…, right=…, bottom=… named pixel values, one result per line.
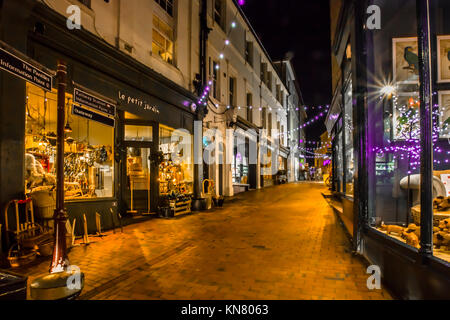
left=43, top=0, right=298, bottom=195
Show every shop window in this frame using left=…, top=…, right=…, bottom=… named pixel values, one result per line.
left=152, top=15, right=174, bottom=65
left=158, top=125, right=194, bottom=195
left=365, top=1, right=425, bottom=253
left=154, top=0, right=174, bottom=17
left=344, top=81, right=354, bottom=196
left=437, top=91, right=450, bottom=139
left=25, top=83, right=114, bottom=200
left=335, top=129, right=343, bottom=193
left=430, top=1, right=450, bottom=263
left=124, top=125, right=153, bottom=142
left=232, top=134, right=249, bottom=184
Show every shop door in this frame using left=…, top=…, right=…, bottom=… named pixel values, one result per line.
left=121, top=123, right=157, bottom=214
left=125, top=146, right=152, bottom=213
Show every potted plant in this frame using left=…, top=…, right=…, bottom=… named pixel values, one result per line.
left=213, top=195, right=225, bottom=207
left=158, top=195, right=172, bottom=218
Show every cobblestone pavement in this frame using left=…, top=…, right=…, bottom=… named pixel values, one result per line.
left=17, top=182, right=392, bottom=300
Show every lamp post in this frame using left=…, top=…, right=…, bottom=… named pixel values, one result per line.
left=30, top=60, right=84, bottom=300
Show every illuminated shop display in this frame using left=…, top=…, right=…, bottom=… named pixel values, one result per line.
left=158, top=125, right=194, bottom=196
left=363, top=1, right=450, bottom=263
left=232, top=135, right=249, bottom=185
left=25, top=83, right=114, bottom=200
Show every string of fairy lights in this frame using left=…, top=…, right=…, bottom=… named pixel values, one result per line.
left=198, top=3, right=242, bottom=107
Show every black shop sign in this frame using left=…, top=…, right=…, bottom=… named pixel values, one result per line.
left=72, top=105, right=115, bottom=127
left=74, top=88, right=116, bottom=116
left=0, top=47, right=52, bottom=91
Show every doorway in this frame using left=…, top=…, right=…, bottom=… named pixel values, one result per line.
left=120, top=118, right=159, bottom=215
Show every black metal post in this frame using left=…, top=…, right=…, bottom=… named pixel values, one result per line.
left=352, top=0, right=369, bottom=252
left=49, top=60, right=69, bottom=273
left=31, top=60, right=83, bottom=300
left=416, top=0, right=433, bottom=256
left=193, top=0, right=210, bottom=207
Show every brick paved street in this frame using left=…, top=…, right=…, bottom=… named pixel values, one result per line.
left=17, top=183, right=391, bottom=300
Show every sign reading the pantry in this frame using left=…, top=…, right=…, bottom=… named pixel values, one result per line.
left=74, top=88, right=116, bottom=116
left=0, top=47, right=52, bottom=91
left=72, top=105, right=115, bottom=127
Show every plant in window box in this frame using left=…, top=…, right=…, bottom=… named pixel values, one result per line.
left=209, top=182, right=224, bottom=207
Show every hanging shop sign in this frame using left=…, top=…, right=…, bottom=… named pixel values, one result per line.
left=118, top=90, right=160, bottom=114
left=0, top=47, right=52, bottom=91
left=74, top=88, right=116, bottom=116
left=72, top=105, right=115, bottom=127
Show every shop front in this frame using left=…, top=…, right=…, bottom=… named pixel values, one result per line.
left=0, top=2, right=197, bottom=248
left=328, top=0, right=450, bottom=299
left=231, top=116, right=258, bottom=194
left=277, top=147, right=289, bottom=185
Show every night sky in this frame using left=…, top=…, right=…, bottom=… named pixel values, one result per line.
left=241, top=0, right=331, bottom=142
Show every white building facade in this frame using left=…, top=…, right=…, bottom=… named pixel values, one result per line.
left=42, top=0, right=304, bottom=198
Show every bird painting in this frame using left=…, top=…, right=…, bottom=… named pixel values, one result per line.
left=403, top=46, right=419, bottom=75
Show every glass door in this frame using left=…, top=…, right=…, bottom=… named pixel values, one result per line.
left=126, top=147, right=151, bottom=214
left=122, top=123, right=155, bottom=215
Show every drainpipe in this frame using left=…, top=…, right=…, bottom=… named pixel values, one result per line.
left=416, top=0, right=433, bottom=257
left=193, top=0, right=211, bottom=209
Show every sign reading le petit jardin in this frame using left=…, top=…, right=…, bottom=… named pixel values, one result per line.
left=0, top=47, right=52, bottom=91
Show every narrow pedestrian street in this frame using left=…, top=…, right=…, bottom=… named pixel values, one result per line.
left=17, top=183, right=391, bottom=300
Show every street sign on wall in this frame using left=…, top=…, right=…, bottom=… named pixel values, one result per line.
left=0, top=47, right=52, bottom=91
left=72, top=105, right=115, bottom=127
left=74, top=88, right=116, bottom=116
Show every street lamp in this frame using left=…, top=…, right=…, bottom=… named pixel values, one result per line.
left=30, top=61, right=84, bottom=300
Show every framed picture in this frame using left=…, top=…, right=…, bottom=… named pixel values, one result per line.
left=393, top=37, right=419, bottom=84
left=438, top=91, right=450, bottom=138
left=437, top=35, right=450, bottom=83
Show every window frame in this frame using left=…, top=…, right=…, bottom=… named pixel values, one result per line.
left=214, top=0, right=225, bottom=29
left=152, top=15, right=174, bottom=65
left=245, top=41, right=254, bottom=67
left=229, top=76, right=236, bottom=107
left=246, top=93, right=253, bottom=123
left=154, top=0, right=174, bottom=17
